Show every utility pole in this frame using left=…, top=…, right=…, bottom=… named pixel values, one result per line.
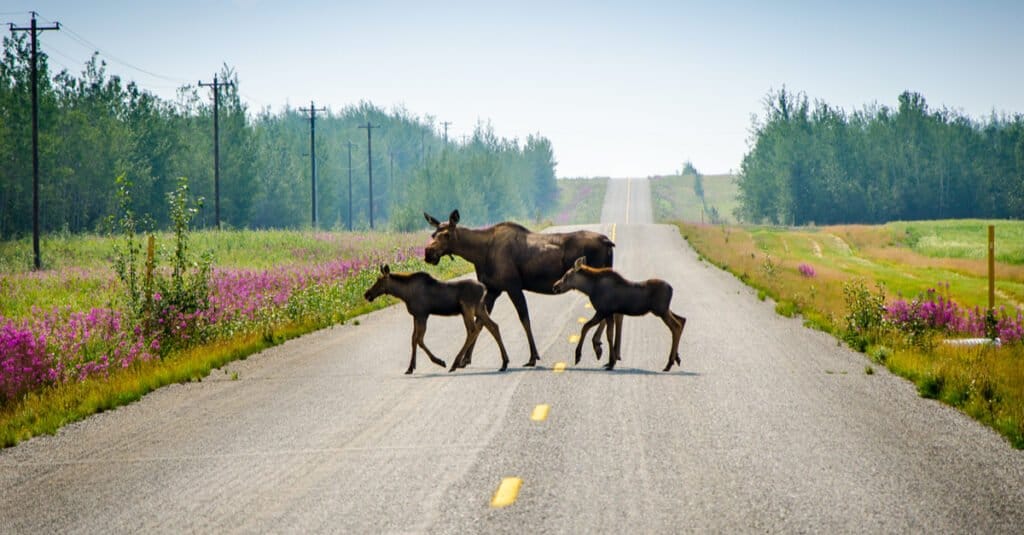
left=300, top=101, right=326, bottom=227
left=358, top=122, right=379, bottom=228
left=344, top=140, right=356, bottom=231
left=198, top=74, right=234, bottom=230
left=441, top=121, right=452, bottom=144
left=10, top=12, right=59, bottom=270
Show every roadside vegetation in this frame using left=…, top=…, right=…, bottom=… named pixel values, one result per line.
left=553, top=177, right=608, bottom=225
left=650, top=163, right=739, bottom=224
left=678, top=219, right=1024, bottom=448
left=0, top=178, right=473, bottom=447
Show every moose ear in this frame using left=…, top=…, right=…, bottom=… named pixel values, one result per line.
left=449, top=209, right=460, bottom=225
left=424, top=212, right=441, bottom=227
left=381, top=264, right=390, bottom=275
left=574, top=256, right=586, bottom=269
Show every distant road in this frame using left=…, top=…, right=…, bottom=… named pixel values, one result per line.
left=2, top=179, right=1023, bottom=533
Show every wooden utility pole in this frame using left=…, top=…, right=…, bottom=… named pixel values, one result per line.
left=300, top=101, right=326, bottom=227
left=989, top=225, right=995, bottom=311
left=441, top=121, right=452, bottom=144
left=359, top=122, right=379, bottom=228
left=10, top=12, right=60, bottom=270
left=345, top=140, right=356, bottom=231
left=198, top=74, right=234, bottom=229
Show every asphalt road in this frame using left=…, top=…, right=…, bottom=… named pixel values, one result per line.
left=2, top=178, right=1023, bottom=533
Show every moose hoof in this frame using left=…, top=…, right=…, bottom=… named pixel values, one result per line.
left=404, top=368, right=414, bottom=375
left=522, top=360, right=537, bottom=368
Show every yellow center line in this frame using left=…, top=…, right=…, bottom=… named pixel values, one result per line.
left=584, top=302, right=593, bottom=309
left=530, top=404, right=550, bottom=422
left=611, top=222, right=617, bottom=242
left=577, top=317, right=587, bottom=324
left=491, top=477, right=523, bottom=508
left=569, top=334, right=580, bottom=343
left=553, top=362, right=566, bottom=373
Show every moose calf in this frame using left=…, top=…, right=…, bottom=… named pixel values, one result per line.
left=363, top=265, right=510, bottom=374
left=553, top=257, right=686, bottom=372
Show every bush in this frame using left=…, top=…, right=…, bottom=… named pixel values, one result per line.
left=842, top=278, right=888, bottom=350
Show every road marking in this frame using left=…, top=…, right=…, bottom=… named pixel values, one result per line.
left=530, top=404, right=550, bottom=421
left=569, top=334, right=580, bottom=343
left=577, top=317, right=587, bottom=324
left=611, top=223, right=617, bottom=242
left=553, top=362, right=566, bottom=373
left=584, top=302, right=592, bottom=309
left=491, top=477, right=523, bottom=508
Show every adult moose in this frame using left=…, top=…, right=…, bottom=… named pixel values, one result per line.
left=424, top=209, right=617, bottom=367
left=553, top=257, right=686, bottom=372
left=363, top=264, right=510, bottom=374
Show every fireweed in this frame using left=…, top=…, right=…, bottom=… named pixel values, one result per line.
left=885, top=283, right=1024, bottom=343
left=0, top=246, right=427, bottom=405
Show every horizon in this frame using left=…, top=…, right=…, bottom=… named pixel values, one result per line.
left=4, top=0, right=1023, bottom=177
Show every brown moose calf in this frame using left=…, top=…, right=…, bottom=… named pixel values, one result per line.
left=552, top=257, right=686, bottom=372
left=363, top=265, right=510, bottom=374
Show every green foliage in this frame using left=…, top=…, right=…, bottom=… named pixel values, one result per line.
left=841, top=278, right=888, bottom=351
left=0, top=40, right=558, bottom=239
left=738, top=88, right=1024, bottom=224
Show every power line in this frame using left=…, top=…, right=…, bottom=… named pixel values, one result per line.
left=35, top=14, right=188, bottom=84
left=299, top=101, right=327, bottom=228
left=198, top=74, right=234, bottom=230
left=358, top=122, right=380, bottom=229
left=9, top=11, right=59, bottom=271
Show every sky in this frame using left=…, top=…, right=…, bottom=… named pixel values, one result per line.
left=4, top=0, right=1023, bottom=178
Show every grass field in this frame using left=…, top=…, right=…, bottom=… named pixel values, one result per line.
left=678, top=219, right=1024, bottom=448
left=650, top=173, right=739, bottom=224
left=1, top=229, right=472, bottom=446
left=554, top=177, right=608, bottom=225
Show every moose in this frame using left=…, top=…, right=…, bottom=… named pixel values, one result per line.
left=363, top=264, right=510, bottom=374
left=424, top=209, right=618, bottom=367
left=553, top=257, right=686, bottom=372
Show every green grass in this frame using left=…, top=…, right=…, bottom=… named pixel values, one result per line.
left=677, top=219, right=1024, bottom=448
left=650, top=173, right=739, bottom=224
left=553, top=177, right=608, bottom=225
left=0, top=229, right=473, bottom=447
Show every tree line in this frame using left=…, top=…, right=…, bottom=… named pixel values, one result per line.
left=738, top=88, right=1024, bottom=225
left=0, top=33, right=559, bottom=238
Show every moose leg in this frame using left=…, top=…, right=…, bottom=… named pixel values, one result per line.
left=659, top=312, right=684, bottom=372
left=591, top=316, right=605, bottom=360
left=673, top=313, right=687, bottom=365
left=576, top=313, right=608, bottom=365
left=406, top=319, right=422, bottom=374
left=507, top=288, right=542, bottom=367
left=460, top=289, right=502, bottom=367
left=610, top=314, right=624, bottom=364
left=413, top=317, right=447, bottom=371
left=476, top=305, right=510, bottom=371
left=450, top=308, right=481, bottom=372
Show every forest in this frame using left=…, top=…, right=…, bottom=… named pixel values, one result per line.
left=0, top=33, right=559, bottom=238
left=738, top=88, right=1024, bottom=225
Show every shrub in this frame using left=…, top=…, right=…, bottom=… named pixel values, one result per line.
left=841, top=278, right=888, bottom=350
left=797, top=263, right=816, bottom=278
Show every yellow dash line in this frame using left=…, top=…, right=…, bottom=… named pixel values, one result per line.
left=577, top=317, right=587, bottom=324
left=553, top=362, right=567, bottom=373
left=530, top=404, right=550, bottom=421
left=585, top=302, right=593, bottom=309
left=491, top=477, right=523, bottom=508
left=611, top=223, right=617, bottom=242
left=569, top=334, right=580, bottom=343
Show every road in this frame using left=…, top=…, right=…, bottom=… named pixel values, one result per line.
left=3, top=178, right=1024, bottom=533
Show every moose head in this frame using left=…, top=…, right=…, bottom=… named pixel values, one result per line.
left=363, top=264, right=393, bottom=302
left=423, top=209, right=460, bottom=265
left=552, top=256, right=588, bottom=294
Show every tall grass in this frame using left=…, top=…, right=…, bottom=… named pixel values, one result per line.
left=554, top=177, right=608, bottom=224
left=678, top=220, right=1024, bottom=448
left=0, top=229, right=472, bottom=447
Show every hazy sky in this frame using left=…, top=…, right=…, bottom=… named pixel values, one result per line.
left=4, top=1, right=1023, bottom=177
